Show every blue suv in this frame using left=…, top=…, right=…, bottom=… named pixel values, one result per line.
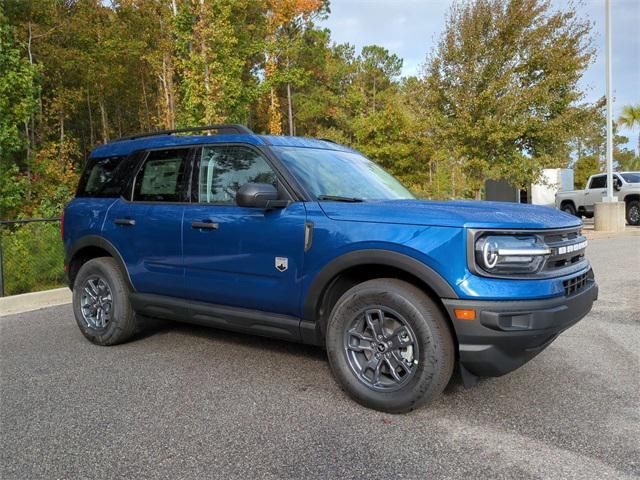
left=63, top=124, right=598, bottom=412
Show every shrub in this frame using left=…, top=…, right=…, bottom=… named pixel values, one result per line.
left=1, top=221, right=65, bottom=296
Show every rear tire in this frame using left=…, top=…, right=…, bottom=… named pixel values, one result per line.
left=561, top=202, right=577, bottom=217
left=626, top=200, right=640, bottom=226
left=325, top=279, right=455, bottom=413
left=72, top=257, right=138, bottom=346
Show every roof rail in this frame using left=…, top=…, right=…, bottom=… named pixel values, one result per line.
left=114, top=124, right=254, bottom=142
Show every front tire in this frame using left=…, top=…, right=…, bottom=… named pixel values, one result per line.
left=626, top=200, right=640, bottom=226
left=72, top=257, right=138, bottom=346
left=326, top=279, right=454, bottom=413
left=561, top=202, right=577, bottom=217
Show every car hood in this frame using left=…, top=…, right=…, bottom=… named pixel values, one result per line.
left=319, top=199, right=581, bottom=230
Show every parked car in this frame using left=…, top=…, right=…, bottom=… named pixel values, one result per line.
left=63, top=125, right=598, bottom=413
left=555, top=172, right=640, bottom=225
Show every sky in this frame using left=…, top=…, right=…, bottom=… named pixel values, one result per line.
left=321, top=0, right=640, bottom=151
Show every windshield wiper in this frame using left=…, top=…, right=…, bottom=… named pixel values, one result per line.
left=317, top=195, right=364, bottom=203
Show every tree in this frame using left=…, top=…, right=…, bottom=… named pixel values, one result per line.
left=571, top=98, right=639, bottom=177
left=618, top=104, right=640, bottom=155
left=573, top=154, right=598, bottom=189
left=263, top=0, right=324, bottom=135
left=0, top=13, right=39, bottom=218
left=419, top=0, right=595, bottom=199
left=174, top=0, right=266, bottom=127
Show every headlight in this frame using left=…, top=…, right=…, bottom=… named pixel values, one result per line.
left=474, top=234, right=550, bottom=275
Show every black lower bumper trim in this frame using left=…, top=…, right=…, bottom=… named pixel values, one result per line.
left=442, top=279, right=598, bottom=377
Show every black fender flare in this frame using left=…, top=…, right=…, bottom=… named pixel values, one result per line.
left=302, top=249, right=458, bottom=324
left=66, top=235, right=135, bottom=291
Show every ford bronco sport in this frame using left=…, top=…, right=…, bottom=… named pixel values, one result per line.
left=63, top=124, right=598, bottom=413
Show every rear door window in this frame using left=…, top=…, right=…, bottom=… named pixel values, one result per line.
left=133, top=149, right=190, bottom=202
left=589, top=175, right=606, bottom=189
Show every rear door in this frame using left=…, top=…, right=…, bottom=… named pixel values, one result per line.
left=584, top=174, right=606, bottom=212
left=102, top=148, right=191, bottom=297
left=181, top=144, right=306, bottom=317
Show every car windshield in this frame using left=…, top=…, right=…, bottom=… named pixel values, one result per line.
left=621, top=172, right=640, bottom=183
left=273, top=147, right=415, bottom=201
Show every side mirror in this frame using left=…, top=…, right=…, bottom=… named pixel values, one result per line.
left=614, top=178, right=622, bottom=191
left=236, top=183, right=289, bottom=209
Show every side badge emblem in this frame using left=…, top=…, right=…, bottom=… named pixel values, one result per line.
left=275, top=257, right=288, bottom=272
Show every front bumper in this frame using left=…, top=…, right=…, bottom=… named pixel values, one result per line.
left=442, top=276, right=598, bottom=377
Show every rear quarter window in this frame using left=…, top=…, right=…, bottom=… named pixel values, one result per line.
left=76, top=155, right=137, bottom=198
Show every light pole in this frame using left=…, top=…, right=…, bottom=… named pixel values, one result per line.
left=594, top=0, right=625, bottom=231
left=604, top=0, right=615, bottom=202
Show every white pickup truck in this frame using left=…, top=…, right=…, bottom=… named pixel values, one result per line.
left=555, top=171, right=640, bottom=225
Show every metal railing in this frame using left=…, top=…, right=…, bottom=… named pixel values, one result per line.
left=0, top=217, right=64, bottom=297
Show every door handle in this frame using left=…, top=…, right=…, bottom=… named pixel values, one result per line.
left=191, top=221, right=219, bottom=230
left=114, top=218, right=136, bottom=226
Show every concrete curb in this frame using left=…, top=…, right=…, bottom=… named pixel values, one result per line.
left=0, top=288, right=71, bottom=317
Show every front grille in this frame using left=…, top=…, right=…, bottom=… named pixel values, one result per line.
left=541, top=227, right=588, bottom=274
left=563, top=270, right=590, bottom=296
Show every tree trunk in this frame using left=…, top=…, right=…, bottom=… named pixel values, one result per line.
left=141, top=75, right=151, bottom=130
left=98, top=91, right=109, bottom=143
left=372, top=78, right=376, bottom=113
left=451, top=163, right=456, bottom=198
left=86, top=89, right=94, bottom=146
left=116, top=106, right=123, bottom=138
left=159, top=54, right=176, bottom=129
left=23, top=120, right=31, bottom=162
left=287, top=82, right=294, bottom=136
left=27, top=22, right=33, bottom=64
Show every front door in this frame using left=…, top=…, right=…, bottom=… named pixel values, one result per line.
left=584, top=174, right=607, bottom=213
left=182, top=144, right=306, bottom=317
left=102, top=148, right=191, bottom=297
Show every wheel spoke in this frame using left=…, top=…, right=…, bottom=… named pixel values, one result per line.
left=347, top=343, right=374, bottom=353
left=384, top=357, right=403, bottom=382
left=392, top=351, right=412, bottom=373
left=84, top=286, right=97, bottom=300
left=363, top=354, right=383, bottom=384
left=364, top=309, right=385, bottom=339
left=87, top=279, right=99, bottom=297
left=347, top=328, right=375, bottom=352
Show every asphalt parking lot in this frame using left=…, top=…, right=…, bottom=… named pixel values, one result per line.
left=1, top=234, right=639, bottom=479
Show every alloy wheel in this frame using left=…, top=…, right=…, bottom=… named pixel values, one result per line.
left=80, top=276, right=113, bottom=329
left=343, top=306, right=419, bottom=392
